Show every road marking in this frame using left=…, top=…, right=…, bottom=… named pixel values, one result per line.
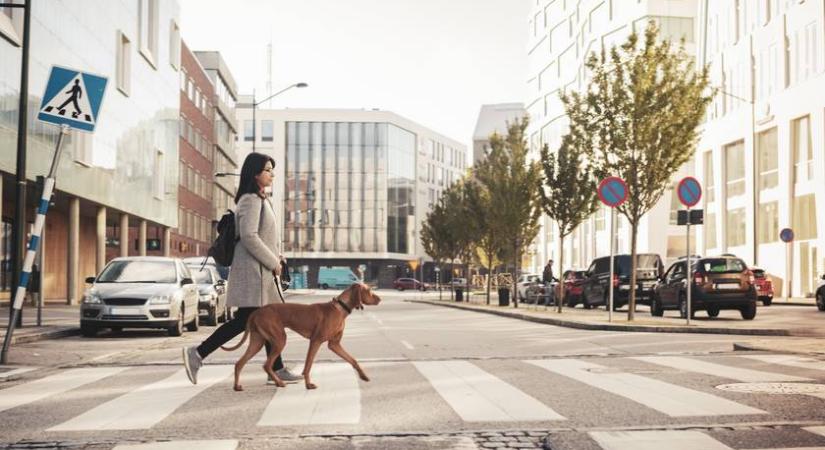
left=633, top=356, right=812, bottom=382
left=258, top=363, right=360, bottom=426
left=804, top=426, right=825, bottom=438
left=113, top=441, right=238, bottom=450
left=0, top=367, right=127, bottom=413
left=589, top=430, right=733, bottom=450
left=741, top=354, right=825, bottom=373
left=400, top=340, right=414, bottom=350
left=527, top=359, right=765, bottom=417
left=413, top=360, right=565, bottom=422
left=0, top=366, right=37, bottom=379
left=49, top=365, right=231, bottom=431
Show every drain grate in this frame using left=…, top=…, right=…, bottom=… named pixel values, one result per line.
left=716, top=382, right=825, bottom=395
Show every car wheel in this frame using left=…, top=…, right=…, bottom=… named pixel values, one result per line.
left=678, top=294, right=695, bottom=319
left=398, top=287, right=404, bottom=291
left=321, top=283, right=329, bottom=290
left=762, top=297, right=772, bottom=307
left=566, top=296, right=577, bottom=308
left=206, top=306, right=218, bottom=326
left=168, top=312, right=184, bottom=337
left=816, top=291, right=825, bottom=311
left=650, top=295, right=664, bottom=317
left=706, top=306, right=720, bottom=318
left=80, top=323, right=98, bottom=338
left=583, top=302, right=592, bottom=310
left=186, top=308, right=199, bottom=332
left=740, top=301, right=757, bottom=320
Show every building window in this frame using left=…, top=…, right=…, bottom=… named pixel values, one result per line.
left=669, top=184, right=681, bottom=225
left=244, top=120, right=254, bottom=142
left=116, top=31, right=132, bottom=96
left=725, top=141, right=745, bottom=197
left=706, top=211, right=717, bottom=249
left=595, top=206, right=605, bottom=231
left=792, top=115, right=813, bottom=183
left=757, top=127, right=778, bottom=190
left=726, top=208, right=746, bottom=247
left=793, top=194, right=818, bottom=241
left=138, top=0, right=159, bottom=67
left=261, top=120, right=273, bottom=142
left=704, top=151, right=715, bottom=203
left=758, top=201, right=779, bottom=244
left=154, top=151, right=164, bottom=199
left=169, top=20, right=180, bottom=69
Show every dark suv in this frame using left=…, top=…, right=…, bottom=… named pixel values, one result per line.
left=651, top=255, right=757, bottom=320
left=581, top=254, right=663, bottom=310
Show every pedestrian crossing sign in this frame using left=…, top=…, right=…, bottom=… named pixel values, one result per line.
left=36, top=66, right=108, bottom=132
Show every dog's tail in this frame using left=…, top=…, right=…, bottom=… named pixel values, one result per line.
left=221, top=328, right=249, bottom=351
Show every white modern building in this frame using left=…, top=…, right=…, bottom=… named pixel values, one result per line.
left=525, top=0, right=699, bottom=275
left=234, top=107, right=467, bottom=288
left=695, top=0, right=825, bottom=298
left=472, top=103, right=526, bottom=165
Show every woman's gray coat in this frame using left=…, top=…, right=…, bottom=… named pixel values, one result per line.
left=226, top=193, right=282, bottom=308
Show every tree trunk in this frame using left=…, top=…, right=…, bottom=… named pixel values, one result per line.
left=628, top=221, right=639, bottom=321
left=513, top=243, right=519, bottom=308
left=557, top=234, right=565, bottom=313
left=485, top=260, right=492, bottom=305
left=439, top=261, right=444, bottom=302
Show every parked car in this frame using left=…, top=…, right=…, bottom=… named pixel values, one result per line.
left=449, top=278, right=468, bottom=288
left=751, top=268, right=774, bottom=306
left=581, top=254, right=664, bottom=310
left=79, top=257, right=200, bottom=337
left=816, top=273, right=825, bottom=312
left=182, top=256, right=229, bottom=281
left=187, top=264, right=228, bottom=326
left=560, top=270, right=587, bottom=307
left=516, top=274, right=541, bottom=301
left=651, top=255, right=758, bottom=320
left=393, top=277, right=428, bottom=291
left=318, top=267, right=359, bottom=289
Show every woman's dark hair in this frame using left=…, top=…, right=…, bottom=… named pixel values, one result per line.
left=234, top=152, right=276, bottom=204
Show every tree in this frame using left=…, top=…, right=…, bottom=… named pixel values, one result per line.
left=539, top=133, right=600, bottom=313
left=446, top=179, right=481, bottom=301
left=564, top=22, right=714, bottom=319
left=421, top=197, right=453, bottom=301
left=464, top=177, right=503, bottom=305
left=474, top=118, right=542, bottom=308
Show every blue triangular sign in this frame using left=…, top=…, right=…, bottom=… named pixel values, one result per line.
left=37, top=66, right=108, bottom=133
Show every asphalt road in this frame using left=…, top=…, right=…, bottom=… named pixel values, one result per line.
left=1, top=290, right=825, bottom=450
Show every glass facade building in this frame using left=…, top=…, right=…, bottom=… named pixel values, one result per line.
left=284, top=121, right=415, bottom=255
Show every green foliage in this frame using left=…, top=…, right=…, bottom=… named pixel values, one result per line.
left=563, top=21, right=714, bottom=319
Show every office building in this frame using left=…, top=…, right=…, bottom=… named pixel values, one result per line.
left=472, top=103, right=526, bottom=165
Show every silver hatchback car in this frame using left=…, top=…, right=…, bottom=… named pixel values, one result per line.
left=80, top=257, right=200, bottom=337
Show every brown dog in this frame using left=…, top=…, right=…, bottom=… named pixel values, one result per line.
left=222, top=282, right=381, bottom=391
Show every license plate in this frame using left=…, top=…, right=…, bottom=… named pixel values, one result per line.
left=715, top=284, right=739, bottom=290
left=111, top=307, right=141, bottom=315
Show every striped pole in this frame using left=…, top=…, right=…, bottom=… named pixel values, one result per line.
left=2, top=125, right=69, bottom=363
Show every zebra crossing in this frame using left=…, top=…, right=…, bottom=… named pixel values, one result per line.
left=1, top=353, right=824, bottom=448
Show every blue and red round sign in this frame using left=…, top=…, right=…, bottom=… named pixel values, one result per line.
left=677, top=176, right=702, bottom=208
left=780, top=228, right=794, bottom=243
left=598, top=177, right=628, bottom=208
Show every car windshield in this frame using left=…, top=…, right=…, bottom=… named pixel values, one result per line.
left=189, top=268, right=213, bottom=284
left=615, top=255, right=661, bottom=275
left=97, top=260, right=177, bottom=283
left=701, top=258, right=746, bottom=274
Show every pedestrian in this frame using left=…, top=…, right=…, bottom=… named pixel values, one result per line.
left=542, top=259, right=557, bottom=307
left=27, top=263, right=40, bottom=307
left=182, top=152, right=303, bottom=385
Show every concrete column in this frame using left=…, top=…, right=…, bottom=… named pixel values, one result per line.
left=163, top=227, right=171, bottom=256
left=119, top=213, right=129, bottom=257
left=138, top=220, right=147, bottom=256
left=96, top=206, right=106, bottom=273
left=67, top=197, right=79, bottom=305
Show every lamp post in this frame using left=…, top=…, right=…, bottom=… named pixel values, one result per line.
left=251, top=82, right=308, bottom=153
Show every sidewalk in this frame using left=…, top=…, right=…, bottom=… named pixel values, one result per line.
left=0, top=303, right=80, bottom=344
left=408, top=296, right=825, bottom=338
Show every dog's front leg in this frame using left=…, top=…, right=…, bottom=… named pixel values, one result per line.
left=302, top=339, right=323, bottom=389
left=328, top=340, right=369, bottom=382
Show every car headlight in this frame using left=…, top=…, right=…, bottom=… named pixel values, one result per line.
left=83, top=293, right=102, bottom=304
left=148, top=295, right=171, bottom=305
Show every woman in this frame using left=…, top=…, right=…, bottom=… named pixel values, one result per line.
left=183, top=152, right=302, bottom=385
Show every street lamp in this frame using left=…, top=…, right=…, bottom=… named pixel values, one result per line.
left=251, top=82, right=308, bottom=153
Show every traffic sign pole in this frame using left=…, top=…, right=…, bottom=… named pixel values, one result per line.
left=609, top=208, right=615, bottom=322
left=780, top=228, right=794, bottom=302
left=598, top=177, right=628, bottom=323
left=686, top=207, right=691, bottom=326
left=676, top=177, right=702, bottom=326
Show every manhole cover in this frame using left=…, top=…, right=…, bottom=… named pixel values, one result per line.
left=716, top=382, right=825, bottom=395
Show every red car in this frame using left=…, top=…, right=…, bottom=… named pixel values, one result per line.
left=751, top=268, right=774, bottom=306
left=560, top=270, right=587, bottom=307
left=393, top=278, right=428, bottom=291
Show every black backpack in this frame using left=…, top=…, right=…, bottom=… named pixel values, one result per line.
left=208, top=210, right=237, bottom=267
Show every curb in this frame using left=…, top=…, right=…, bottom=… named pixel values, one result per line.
left=0, top=327, right=80, bottom=344
left=732, top=341, right=825, bottom=355
left=408, top=300, right=792, bottom=336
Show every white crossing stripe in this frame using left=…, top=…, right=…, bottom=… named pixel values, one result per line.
left=49, top=365, right=232, bottom=431
left=527, top=359, right=765, bottom=417
left=400, top=340, right=415, bottom=350
left=589, top=430, right=733, bottom=450
left=633, top=356, right=812, bottom=382
left=113, top=441, right=238, bottom=450
left=0, top=366, right=38, bottom=379
left=0, top=367, right=127, bottom=413
left=804, top=426, right=825, bottom=438
left=413, top=360, right=565, bottom=422
left=741, top=354, right=825, bottom=373
left=258, top=363, right=360, bottom=426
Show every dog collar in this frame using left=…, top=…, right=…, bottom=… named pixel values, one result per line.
left=335, top=297, right=352, bottom=314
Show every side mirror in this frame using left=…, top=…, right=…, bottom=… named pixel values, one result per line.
left=181, top=277, right=194, bottom=286
left=85, top=276, right=96, bottom=284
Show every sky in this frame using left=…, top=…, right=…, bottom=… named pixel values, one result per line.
left=179, top=0, right=529, bottom=149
